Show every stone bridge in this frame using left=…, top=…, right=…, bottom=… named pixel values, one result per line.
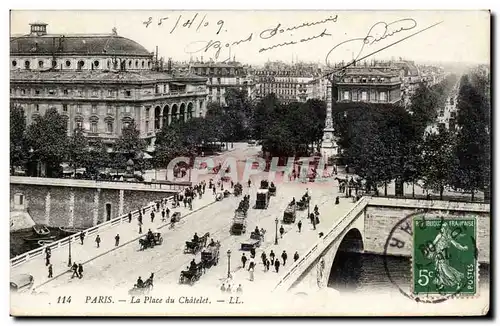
left=273, top=196, right=490, bottom=294
left=10, top=176, right=191, bottom=228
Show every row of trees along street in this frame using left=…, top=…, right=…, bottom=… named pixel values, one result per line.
left=10, top=70, right=490, bottom=201
left=332, top=72, right=490, bottom=201
left=10, top=87, right=326, bottom=179
left=10, top=106, right=148, bottom=179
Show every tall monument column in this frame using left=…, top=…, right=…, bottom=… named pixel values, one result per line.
left=321, top=78, right=339, bottom=163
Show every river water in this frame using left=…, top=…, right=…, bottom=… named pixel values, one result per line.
left=329, top=252, right=490, bottom=294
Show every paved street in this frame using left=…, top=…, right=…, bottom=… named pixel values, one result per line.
left=12, top=143, right=357, bottom=296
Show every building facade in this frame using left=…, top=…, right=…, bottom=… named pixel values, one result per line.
left=181, top=60, right=255, bottom=106
left=336, top=66, right=402, bottom=104
left=10, top=22, right=208, bottom=148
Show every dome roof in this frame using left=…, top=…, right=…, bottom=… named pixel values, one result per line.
left=10, top=34, right=152, bottom=57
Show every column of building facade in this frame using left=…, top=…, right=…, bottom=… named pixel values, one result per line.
left=44, top=191, right=51, bottom=225
left=68, top=190, right=75, bottom=227
left=93, top=189, right=100, bottom=226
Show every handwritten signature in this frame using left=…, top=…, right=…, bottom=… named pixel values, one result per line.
left=324, top=18, right=417, bottom=66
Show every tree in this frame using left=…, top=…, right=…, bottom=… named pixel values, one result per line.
left=85, top=138, right=110, bottom=178
left=114, top=121, right=147, bottom=172
left=449, top=74, right=489, bottom=200
left=67, top=126, right=90, bottom=175
left=421, top=127, right=455, bottom=200
left=10, top=104, right=28, bottom=174
left=25, top=107, right=68, bottom=177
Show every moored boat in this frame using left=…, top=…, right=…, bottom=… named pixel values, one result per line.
left=32, top=224, right=50, bottom=236
left=23, top=235, right=57, bottom=243
left=58, top=226, right=85, bottom=236
left=37, top=239, right=55, bottom=247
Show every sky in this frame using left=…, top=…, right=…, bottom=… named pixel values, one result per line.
left=10, top=10, right=490, bottom=66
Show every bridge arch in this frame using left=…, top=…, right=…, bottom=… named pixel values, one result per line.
left=326, top=228, right=364, bottom=291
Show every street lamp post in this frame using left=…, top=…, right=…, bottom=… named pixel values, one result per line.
left=274, top=217, right=279, bottom=245
left=227, top=249, right=231, bottom=278
left=67, top=236, right=72, bottom=267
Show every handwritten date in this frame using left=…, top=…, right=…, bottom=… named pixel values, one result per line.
left=143, top=13, right=225, bottom=35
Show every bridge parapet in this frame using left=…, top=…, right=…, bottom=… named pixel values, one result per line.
left=367, top=197, right=490, bottom=213
left=10, top=176, right=191, bottom=192
left=273, top=196, right=370, bottom=293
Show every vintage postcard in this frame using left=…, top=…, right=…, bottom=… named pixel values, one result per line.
left=9, top=9, right=491, bottom=316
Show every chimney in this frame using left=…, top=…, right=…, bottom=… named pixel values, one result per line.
left=29, top=22, right=48, bottom=36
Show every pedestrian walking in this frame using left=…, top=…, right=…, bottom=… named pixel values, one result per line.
left=220, top=283, right=226, bottom=293
left=249, top=265, right=254, bottom=281
left=95, top=235, right=101, bottom=248
left=274, top=259, right=280, bottom=273
left=128, top=211, right=132, bottom=223
left=265, top=258, right=270, bottom=272
left=161, top=210, right=166, bottom=222
left=138, top=214, right=143, bottom=225
left=139, top=222, right=143, bottom=234
left=115, top=234, right=120, bottom=246
left=279, top=225, right=285, bottom=238
left=248, top=179, right=251, bottom=188
left=45, top=252, right=51, bottom=266
left=78, top=263, right=84, bottom=279
left=71, top=262, right=79, bottom=278
left=250, top=247, right=256, bottom=259
left=270, top=250, right=275, bottom=265
left=261, top=252, right=267, bottom=265
left=212, top=186, right=216, bottom=195
left=281, top=250, right=288, bottom=266
left=335, top=196, right=340, bottom=205
left=226, top=284, right=232, bottom=293
left=166, top=207, right=170, bottom=219
left=236, top=284, right=243, bottom=293
left=248, top=258, right=255, bottom=271
left=48, top=264, right=53, bottom=278
left=79, top=232, right=85, bottom=245
left=231, top=181, right=234, bottom=188
left=150, top=211, right=155, bottom=223
left=294, top=251, right=299, bottom=262
left=241, top=253, right=247, bottom=268
left=297, top=220, right=302, bottom=233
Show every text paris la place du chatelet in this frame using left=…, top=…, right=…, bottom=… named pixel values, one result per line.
left=129, top=296, right=210, bottom=304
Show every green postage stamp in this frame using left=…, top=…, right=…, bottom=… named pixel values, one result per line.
left=413, top=217, right=477, bottom=296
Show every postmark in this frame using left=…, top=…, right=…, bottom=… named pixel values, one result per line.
left=383, top=211, right=478, bottom=304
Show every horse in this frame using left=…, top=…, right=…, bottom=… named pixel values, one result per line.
left=139, top=238, right=153, bottom=251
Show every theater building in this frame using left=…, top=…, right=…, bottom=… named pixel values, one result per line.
left=10, top=22, right=208, bottom=149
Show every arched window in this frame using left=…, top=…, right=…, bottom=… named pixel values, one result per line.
left=77, top=60, right=85, bottom=70
left=94, top=60, right=100, bottom=68
left=142, top=61, right=145, bottom=68
left=135, top=60, right=138, bottom=68
left=38, top=60, right=44, bottom=68
left=12, top=60, right=17, bottom=67
left=129, top=60, right=132, bottom=68
left=24, top=60, right=30, bottom=69
left=66, top=60, right=71, bottom=67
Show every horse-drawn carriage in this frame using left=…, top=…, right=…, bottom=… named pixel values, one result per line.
left=231, top=214, right=247, bottom=235
left=255, top=189, right=270, bottom=209
left=269, top=183, right=277, bottom=196
left=233, top=183, right=243, bottom=196
left=139, top=231, right=163, bottom=250
left=283, top=204, right=297, bottom=223
left=179, top=264, right=204, bottom=286
left=241, top=229, right=265, bottom=251
left=296, top=193, right=311, bottom=211
left=128, top=278, right=153, bottom=295
left=201, top=242, right=220, bottom=269
left=184, top=232, right=210, bottom=254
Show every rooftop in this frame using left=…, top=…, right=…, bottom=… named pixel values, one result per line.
left=10, top=33, right=152, bottom=57
left=10, top=70, right=207, bottom=84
